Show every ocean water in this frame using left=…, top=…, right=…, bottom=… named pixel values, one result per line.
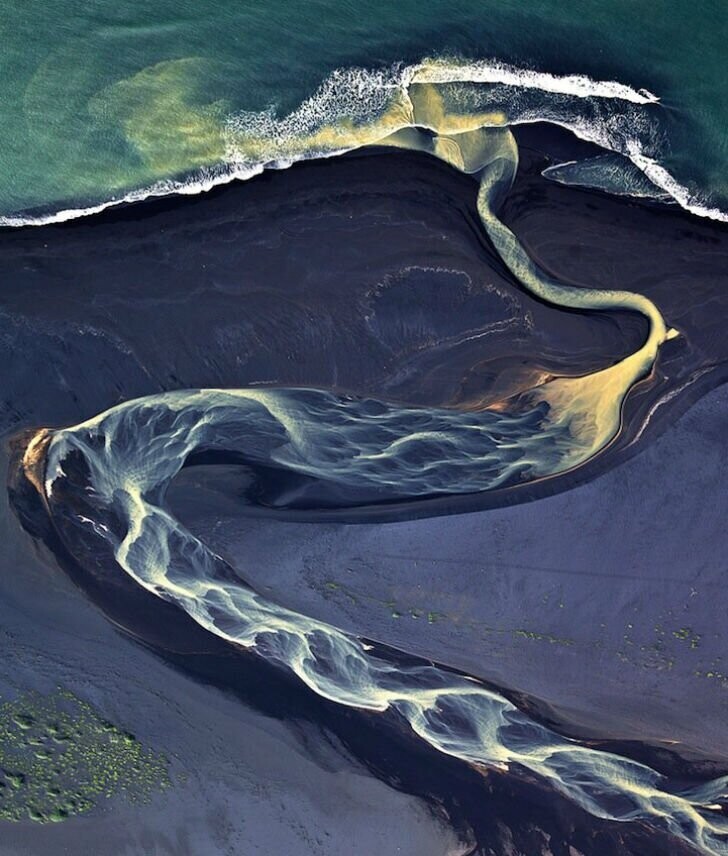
left=1, top=0, right=727, bottom=222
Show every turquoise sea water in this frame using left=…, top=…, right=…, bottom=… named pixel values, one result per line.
left=1, top=0, right=727, bottom=222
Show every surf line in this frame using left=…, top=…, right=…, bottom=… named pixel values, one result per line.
left=6, top=57, right=728, bottom=228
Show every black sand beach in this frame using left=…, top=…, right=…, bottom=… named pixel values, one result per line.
left=3, top=126, right=728, bottom=853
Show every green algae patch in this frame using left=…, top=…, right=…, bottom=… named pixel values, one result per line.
left=0, top=689, right=170, bottom=824
left=672, top=627, right=701, bottom=649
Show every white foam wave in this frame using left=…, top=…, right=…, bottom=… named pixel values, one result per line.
left=410, top=57, right=658, bottom=104
left=0, top=165, right=263, bottom=228
left=511, top=117, right=728, bottom=223
left=627, top=143, right=728, bottom=222
left=1, top=58, right=726, bottom=228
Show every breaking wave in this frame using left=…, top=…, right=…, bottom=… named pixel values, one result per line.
left=2, top=57, right=725, bottom=228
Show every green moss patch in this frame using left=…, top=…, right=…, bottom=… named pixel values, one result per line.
left=0, top=689, right=170, bottom=823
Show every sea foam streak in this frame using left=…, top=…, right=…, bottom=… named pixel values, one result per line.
left=2, top=57, right=725, bottom=228
left=30, top=126, right=728, bottom=854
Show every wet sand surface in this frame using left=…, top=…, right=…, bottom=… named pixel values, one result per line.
left=7, top=439, right=702, bottom=856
